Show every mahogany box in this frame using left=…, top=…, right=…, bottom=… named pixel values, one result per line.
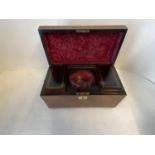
left=38, top=25, right=127, bottom=107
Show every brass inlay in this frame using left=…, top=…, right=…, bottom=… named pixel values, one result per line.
left=76, top=92, right=90, bottom=95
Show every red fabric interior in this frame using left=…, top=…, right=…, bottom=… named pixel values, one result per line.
left=43, top=31, right=123, bottom=64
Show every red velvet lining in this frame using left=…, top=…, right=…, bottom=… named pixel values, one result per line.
left=43, top=31, right=123, bottom=64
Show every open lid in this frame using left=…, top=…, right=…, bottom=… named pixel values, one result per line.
left=39, top=25, right=127, bottom=65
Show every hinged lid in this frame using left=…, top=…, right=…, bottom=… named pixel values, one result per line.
left=39, top=25, right=127, bottom=65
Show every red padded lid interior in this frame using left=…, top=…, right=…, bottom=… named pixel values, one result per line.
left=42, top=31, right=124, bottom=64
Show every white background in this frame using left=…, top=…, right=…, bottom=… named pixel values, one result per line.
left=0, top=0, right=155, bottom=154
left=0, top=19, right=155, bottom=135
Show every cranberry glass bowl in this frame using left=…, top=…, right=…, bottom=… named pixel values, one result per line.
left=69, top=70, right=95, bottom=90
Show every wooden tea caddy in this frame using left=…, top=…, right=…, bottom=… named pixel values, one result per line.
left=38, top=25, right=127, bottom=107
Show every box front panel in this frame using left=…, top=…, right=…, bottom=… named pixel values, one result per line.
left=42, top=95, right=125, bottom=107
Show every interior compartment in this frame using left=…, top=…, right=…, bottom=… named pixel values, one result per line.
left=42, top=64, right=125, bottom=95
left=99, top=65, right=125, bottom=94
left=100, top=65, right=122, bottom=88
left=47, top=65, right=65, bottom=87
left=43, top=65, right=66, bottom=94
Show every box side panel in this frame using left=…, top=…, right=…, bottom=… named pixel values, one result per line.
left=40, top=67, right=51, bottom=96
left=112, top=66, right=127, bottom=95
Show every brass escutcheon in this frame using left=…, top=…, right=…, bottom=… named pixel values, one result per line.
left=77, top=92, right=89, bottom=100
